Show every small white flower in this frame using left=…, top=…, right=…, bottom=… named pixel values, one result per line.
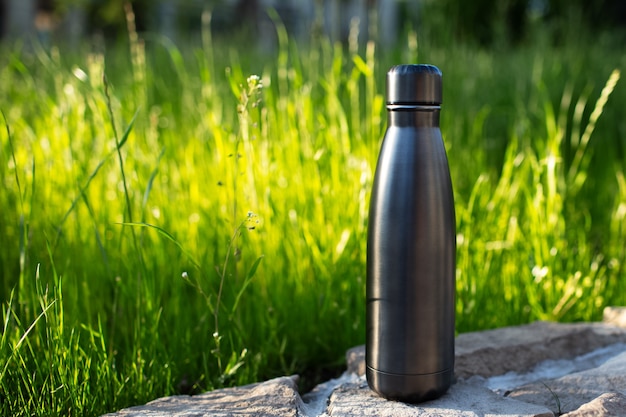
left=246, top=74, right=263, bottom=91
left=531, top=266, right=549, bottom=282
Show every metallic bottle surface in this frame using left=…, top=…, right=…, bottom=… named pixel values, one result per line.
left=366, top=64, right=456, bottom=403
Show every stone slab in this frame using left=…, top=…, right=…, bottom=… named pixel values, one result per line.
left=507, top=350, right=626, bottom=414
left=455, top=321, right=626, bottom=379
left=604, top=306, right=626, bottom=328
left=103, top=375, right=301, bottom=417
left=345, top=345, right=365, bottom=376
left=562, top=392, right=626, bottom=417
left=326, top=377, right=553, bottom=417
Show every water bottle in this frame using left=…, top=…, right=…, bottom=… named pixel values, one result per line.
left=366, top=64, right=456, bottom=403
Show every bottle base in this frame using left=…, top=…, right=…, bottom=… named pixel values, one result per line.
left=366, top=366, right=453, bottom=403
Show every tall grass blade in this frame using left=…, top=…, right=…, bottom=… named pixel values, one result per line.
left=230, top=255, right=264, bottom=315
left=118, top=222, right=202, bottom=271
left=54, top=155, right=110, bottom=247
left=0, top=299, right=56, bottom=382
left=116, top=109, right=139, bottom=152
left=568, top=69, right=621, bottom=192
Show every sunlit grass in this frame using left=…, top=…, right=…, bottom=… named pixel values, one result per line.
left=0, top=18, right=625, bottom=416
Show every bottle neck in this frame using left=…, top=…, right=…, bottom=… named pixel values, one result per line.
left=387, top=106, right=440, bottom=127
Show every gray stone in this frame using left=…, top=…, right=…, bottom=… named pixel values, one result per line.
left=326, top=378, right=553, bottom=417
left=454, top=321, right=626, bottom=379
left=604, top=306, right=626, bottom=328
left=506, top=351, right=626, bottom=414
left=562, top=392, right=626, bottom=417
left=481, top=342, right=626, bottom=396
left=103, top=375, right=301, bottom=417
left=345, top=345, right=365, bottom=377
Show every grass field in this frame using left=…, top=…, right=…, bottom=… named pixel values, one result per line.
left=1, top=11, right=626, bottom=416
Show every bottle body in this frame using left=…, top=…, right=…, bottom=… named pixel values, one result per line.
left=366, top=107, right=456, bottom=403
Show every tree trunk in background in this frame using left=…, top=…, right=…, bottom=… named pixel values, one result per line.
left=5, top=0, right=36, bottom=39
left=157, top=0, right=177, bottom=42
left=377, top=0, right=397, bottom=47
left=63, top=6, right=87, bottom=47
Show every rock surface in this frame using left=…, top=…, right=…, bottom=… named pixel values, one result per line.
left=105, top=375, right=302, bottom=417
left=507, top=350, right=626, bottom=414
left=604, top=307, right=626, bottom=328
left=325, top=379, right=553, bottom=417
left=105, top=307, right=626, bottom=417
left=453, top=320, right=626, bottom=379
left=563, top=392, right=626, bottom=417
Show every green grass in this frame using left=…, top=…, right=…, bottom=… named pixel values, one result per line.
left=1, top=16, right=626, bottom=416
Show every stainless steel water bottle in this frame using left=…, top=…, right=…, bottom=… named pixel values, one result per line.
left=366, top=64, right=456, bottom=403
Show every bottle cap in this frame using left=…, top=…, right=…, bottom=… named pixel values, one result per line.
left=386, top=64, right=442, bottom=105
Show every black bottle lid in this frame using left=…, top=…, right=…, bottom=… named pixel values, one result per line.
left=386, top=64, right=442, bottom=105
